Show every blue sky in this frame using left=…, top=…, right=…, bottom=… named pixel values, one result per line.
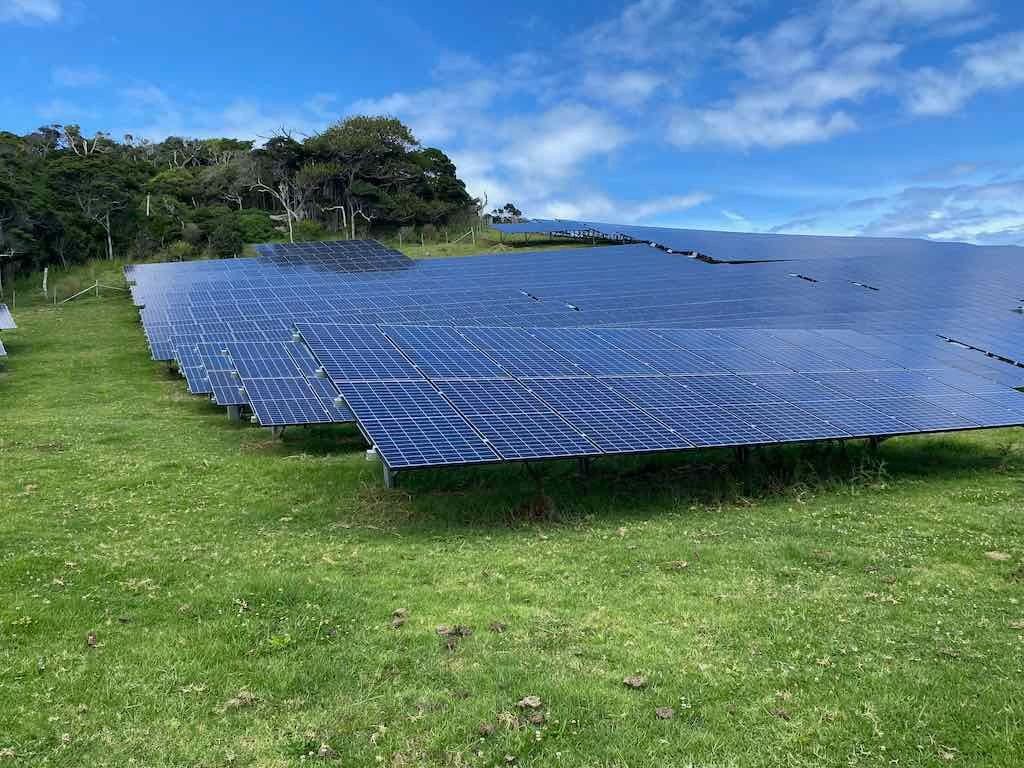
left=3, top=0, right=1024, bottom=244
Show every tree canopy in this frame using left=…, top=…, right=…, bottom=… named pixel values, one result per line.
left=0, top=116, right=479, bottom=275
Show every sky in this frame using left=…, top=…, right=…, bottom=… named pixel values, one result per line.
left=2, top=0, right=1024, bottom=245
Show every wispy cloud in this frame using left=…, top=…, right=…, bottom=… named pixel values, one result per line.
left=53, top=65, right=106, bottom=87
left=583, top=70, right=664, bottom=107
left=907, top=31, right=1024, bottom=115
left=0, top=0, right=60, bottom=23
left=535, top=191, right=710, bottom=223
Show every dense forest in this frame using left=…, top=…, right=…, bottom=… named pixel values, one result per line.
left=0, top=116, right=480, bottom=276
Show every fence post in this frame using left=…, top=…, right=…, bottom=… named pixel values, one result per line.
left=42, top=267, right=48, bottom=298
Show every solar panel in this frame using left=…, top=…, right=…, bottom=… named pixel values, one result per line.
left=797, top=399, right=916, bottom=436
left=867, top=398, right=979, bottom=432
left=242, top=378, right=336, bottom=427
left=725, top=402, right=850, bottom=441
left=0, top=304, right=15, bottom=330
left=653, top=407, right=776, bottom=447
left=124, top=225, right=1024, bottom=479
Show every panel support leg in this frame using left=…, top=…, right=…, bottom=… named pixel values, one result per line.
left=227, top=405, right=241, bottom=423
left=577, top=457, right=592, bottom=478
left=734, top=445, right=751, bottom=465
left=271, top=426, right=286, bottom=439
left=383, top=465, right=397, bottom=489
left=868, top=436, right=888, bottom=452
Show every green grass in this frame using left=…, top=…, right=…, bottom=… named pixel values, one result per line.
left=1, top=262, right=1023, bottom=767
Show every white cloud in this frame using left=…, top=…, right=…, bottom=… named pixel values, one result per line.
left=349, top=79, right=497, bottom=144
left=668, top=11, right=905, bottom=150
left=112, top=84, right=329, bottom=143
left=534, top=191, right=710, bottom=223
left=53, top=65, right=106, bottom=87
left=908, top=31, right=1024, bottom=115
left=671, top=107, right=857, bottom=150
left=583, top=70, right=664, bottom=107
left=0, top=0, right=60, bottom=23
left=574, top=0, right=743, bottom=63
left=501, top=104, right=629, bottom=182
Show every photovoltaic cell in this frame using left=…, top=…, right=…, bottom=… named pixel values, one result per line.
left=357, top=416, right=499, bottom=468
left=653, top=407, right=776, bottom=447
left=0, top=304, right=16, bottom=330
left=866, top=397, right=978, bottom=432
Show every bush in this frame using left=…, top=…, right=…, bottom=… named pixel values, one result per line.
left=420, top=223, right=437, bottom=243
left=293, top=219, right=328, bottom=241
left=154, top=241, right=195, bottom=262
left=236, top=210, right=278, bottom=243
left=209, top=220, right=244, bottom=257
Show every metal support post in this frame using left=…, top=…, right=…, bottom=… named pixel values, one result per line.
left=227, top=405, right=241, bottom=423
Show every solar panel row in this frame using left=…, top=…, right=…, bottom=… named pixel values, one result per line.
left=294, top=322, right=1024, bottom=470
left=125, top=236, right=1024, bottom=482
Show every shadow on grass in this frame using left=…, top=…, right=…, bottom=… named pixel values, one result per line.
left=267, top=424, right=1023, bottom=531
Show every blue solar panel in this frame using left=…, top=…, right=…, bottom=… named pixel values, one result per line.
left=555, top=409, right=693, bottom=453
left=297, top=323, right=422, bottom=381
left=206, top=370, right=247, bottom=406
left=485, top=349, right=584, bottom=378
left=802, top=372, right=905, bottom=399
left=0, top=304, right=16, bottom=330
left=669, top=375, right=780, bottom=405
left=741, top=373, right=847, bottom=402
left=867, top=397, right=978, bottom=432
left=680, top=346, right=791, bottom=374
left=725, top=402, right=850, bottom=441
left=126, top=225, right=1024, bottom=475
left=653, top=407, right=776, bottom=447
left=357, top=416, right=499, bottom=468
left=797, top=399, right=916, bottom=436
left=243, top=378, right=335, bottom=427
left=339, top=380, right=464, bottom=421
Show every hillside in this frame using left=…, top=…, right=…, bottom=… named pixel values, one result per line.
left=1, top=255, right=1022, bottom=766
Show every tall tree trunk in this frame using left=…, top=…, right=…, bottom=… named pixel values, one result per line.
left=105, top=212, right=113, bottom=260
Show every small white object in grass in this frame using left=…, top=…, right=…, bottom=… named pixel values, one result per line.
left=366, top=447, right=380, bottom=463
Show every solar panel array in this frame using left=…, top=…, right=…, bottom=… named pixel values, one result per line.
left=125, top=233, right=1024, bottom=479
left=493, top=218, right=1024, bottom=264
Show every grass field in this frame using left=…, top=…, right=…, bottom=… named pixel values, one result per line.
left=1, top=256, right=1023, bottom=767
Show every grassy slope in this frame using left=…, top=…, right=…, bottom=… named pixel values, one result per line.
left=1, top=259, right=1023, bottom=767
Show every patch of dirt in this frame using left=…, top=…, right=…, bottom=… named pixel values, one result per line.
left=516, top=695, right=542, bottom=710
left=477, top=722, right=496, bottom=737
left=224, top=690, right=258, bottom=711
left=655, top=706, right=675, bottom=720
left=391, top=608, right=409, bottom=629
left=489, top=621, right=508, bottom=633
left=985, top=551, right=1012, bottom=561
left=623, top=675, right=648, bottom=689
left=316, top=743, right=338, bottom=760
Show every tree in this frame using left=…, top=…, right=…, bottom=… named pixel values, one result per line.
left=307, top=116, right=420, bottom=239
left=490, top=202, right=524, bottom=223
left=0, top=115, right=478, bottom=270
